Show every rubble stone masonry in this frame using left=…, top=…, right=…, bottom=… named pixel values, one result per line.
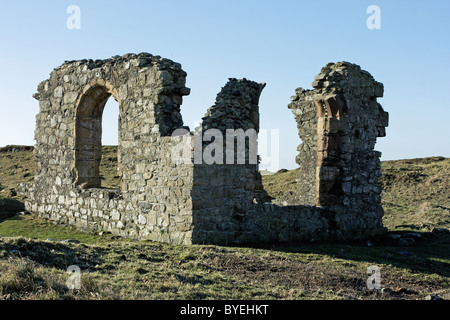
left=19, top=54, right=388, bottom=245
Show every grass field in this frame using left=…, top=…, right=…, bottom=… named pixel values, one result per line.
left=0, top=146, right=449, bottom=300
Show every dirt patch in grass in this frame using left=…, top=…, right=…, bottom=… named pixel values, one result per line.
left=198, top=240, right=450, bottom=300
left=1, top=229, right=448, bottom=300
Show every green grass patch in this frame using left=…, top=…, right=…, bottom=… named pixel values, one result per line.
left=0, top=221, right=449, bottom=300
left=1, top=147, right=450, bottom=300
left=260, top=168, right=300, bottom=200
left=0, top=215, right=124, bottom=245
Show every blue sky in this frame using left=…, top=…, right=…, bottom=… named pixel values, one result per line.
left=0, top=0, right=449, bottom=170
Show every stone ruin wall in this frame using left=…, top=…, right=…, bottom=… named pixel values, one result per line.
left=19, top=53, right=389, bottom=245
left=284, top=62, right=389, bottom=240
left=24, top=53, right=195, bottom=244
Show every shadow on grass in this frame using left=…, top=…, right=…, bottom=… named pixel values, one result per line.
left=0, top=237, right=109, bottom=272
left=0, top=197, right=25, bottom=222
left=259, top=231, right=450, bottom=278
left=1, top=212, right=449, bottom=281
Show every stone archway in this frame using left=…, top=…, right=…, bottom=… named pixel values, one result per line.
left=74, top=79, right=121, bottom=189
left=27, top=53, right=193, bottom=243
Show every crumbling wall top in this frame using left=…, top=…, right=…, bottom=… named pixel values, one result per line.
left=311, top=61, right=384, bottom=98
left=54, top=52, right=185, bottom=73
left=201, top=78, right=266, bottom=133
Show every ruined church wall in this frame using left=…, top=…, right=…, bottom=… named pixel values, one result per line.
left=190, top=79, right=266, bottom=244
left=286, top=62, right=388, bottom=238
left=286, top=88, right=319, bottom=206
left=24, top=53, right=195, bottom=244
left=20, top=54, right=389, bottom=246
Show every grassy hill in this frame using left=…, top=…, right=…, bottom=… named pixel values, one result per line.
left=263, top=156, right=450, bottom=231
left=0, top=146, right=449, bottom=300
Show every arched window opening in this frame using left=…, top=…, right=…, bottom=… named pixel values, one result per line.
left=100, top=97, right=121, bottom=189
left=74, top=83, right=121, bottom=190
